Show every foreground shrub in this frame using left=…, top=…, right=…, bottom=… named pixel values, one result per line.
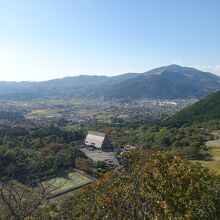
left=60, top=151, right=220, bottom=220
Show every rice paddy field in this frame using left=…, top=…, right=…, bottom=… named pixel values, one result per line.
left=42, top=171, right=94, bottom=197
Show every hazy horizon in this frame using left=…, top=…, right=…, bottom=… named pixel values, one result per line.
left=0, top=0, right=220, bottom=81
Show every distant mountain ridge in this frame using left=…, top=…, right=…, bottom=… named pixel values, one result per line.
left=99, top=64, right=220, bottom=99
left=0, top=65, right=220, bottom=100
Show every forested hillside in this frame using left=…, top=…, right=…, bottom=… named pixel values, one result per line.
left=56, top=151, right=220, bottom=220
left=0, top=124, right=86, bottom=180
left=164, top=90, right=220, bottom=127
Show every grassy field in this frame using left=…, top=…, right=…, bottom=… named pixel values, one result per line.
left=42, top=171, right=94, bottom=197
left=193, top=131, right=220, bottom=175
left=26, top=109, right=60, bottom=119
left=196, top=160, right=220, bottom=175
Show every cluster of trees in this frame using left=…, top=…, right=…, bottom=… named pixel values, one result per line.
left=0, top=125, right=85, bottom=148
left=0, top=125, right=86, bottom=180
left=110, top=114, right=161, bottom=128
left=56, top=151, right=220, bottom=219
left=137, top=126, right=211, bottom=158
left=0, top=121, right=88, bottom=219
left=0, top=143, right=86, bottom=181
left=87, top=123, right=211, bottom=159
left=75, top=158, right=107, bottom=177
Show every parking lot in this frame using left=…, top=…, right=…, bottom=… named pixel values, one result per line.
left=81, top=148, right=119, bottom=166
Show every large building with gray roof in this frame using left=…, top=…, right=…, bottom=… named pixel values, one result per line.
left=85, top=131, right=112, bottom=151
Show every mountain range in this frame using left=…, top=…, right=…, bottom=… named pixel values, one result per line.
left=0, top=64, right=220, bottom=100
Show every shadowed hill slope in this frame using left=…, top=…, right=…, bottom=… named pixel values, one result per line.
left=163, top=90, right=220, bottom=127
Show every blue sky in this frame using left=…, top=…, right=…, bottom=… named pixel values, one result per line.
left=0, top=0, right=220, bottom=81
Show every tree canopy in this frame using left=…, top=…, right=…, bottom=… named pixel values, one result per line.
left=59, top=151, right=220, bottom=220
